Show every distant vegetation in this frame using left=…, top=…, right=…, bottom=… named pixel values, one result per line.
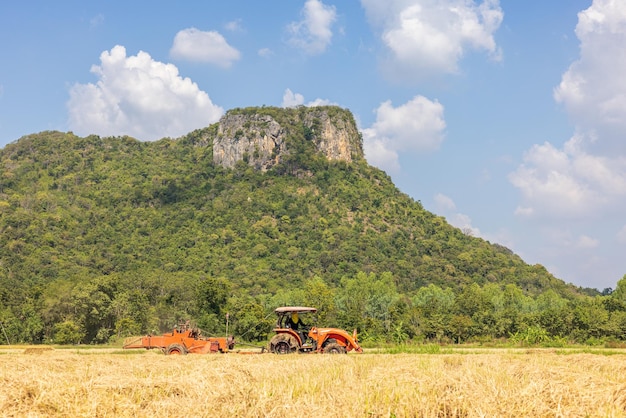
left=1, top=109, right=626, bottom=346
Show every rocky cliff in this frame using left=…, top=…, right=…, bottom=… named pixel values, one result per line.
left=212, top=106, right=364, bottom=170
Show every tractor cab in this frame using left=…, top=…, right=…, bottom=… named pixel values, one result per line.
left=273, top=306, right=317, bottom=351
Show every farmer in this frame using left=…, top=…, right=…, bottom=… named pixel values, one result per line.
left=286, top=312, right=307, bottom=343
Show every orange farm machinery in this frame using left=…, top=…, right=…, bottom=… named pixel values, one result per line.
left=268, top=306, right=363, bottom=354
left=123, top=322, right=235, bottom=355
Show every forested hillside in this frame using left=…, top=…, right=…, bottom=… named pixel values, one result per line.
left=1, top=107, right=626, bottom=346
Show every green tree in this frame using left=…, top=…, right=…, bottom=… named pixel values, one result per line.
left=53, top=320, right=83, bottom=345
left=195, top=276, right=231, bottom=334
left=228, top=297, right=272, bottom=342
left=196, top=276, right=231, bottom=317
left=571, top=297, right=609, bottom=342
left=412, top=284, right=455, bottom=341
left=336, top=271, right=399, bottom=338
left=536, top=289, right=572, bottom=337
left=302, top=276, right=337, bottom=326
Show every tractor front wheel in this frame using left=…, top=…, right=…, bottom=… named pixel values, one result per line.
left=166, top=344, right=188, bottom=355
left=323, top=342, right=346, bottom=354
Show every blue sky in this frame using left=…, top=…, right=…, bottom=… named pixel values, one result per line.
left=1, top=0, right=625, bottom=290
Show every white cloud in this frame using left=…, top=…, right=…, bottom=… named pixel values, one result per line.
left=258, top=48, right=273, bottom=58
left=511, top=0, right=626, bottom=220
left=362, top=95, right=445, bottom=172
left=361, top=129, right=400, bottom=173
left=434, top=193, right=456, bottom=211
left=89, top=14, right=104, bottom=29
left=170, top=28, right=240, bottom=68
left=576, top=234, right=599, bottom=249
left=509, top=139, right=626, bottom=218
left=362, top=141, right=398, bottom=173
left=281, top=89, right=334, bottom=108
left=361, top=0, right=503, bottom=80
left=225, top=19, right=243, bottom=32
left=287, top=0, right=337, bottom=55
left=432, top=193, right=481, bottom=236
left=513, top=206, right=534, bottom=217
left=282, top=89, right=305, bottom=107
left=546, top=229, right=599, bottom=250
left=68, top=45, right=223, bottom=141
left=553, top=0, right=626, bottom=155
left=450, top=213, right=481, bottom=237
left=306, top=97, right=335, bottom=107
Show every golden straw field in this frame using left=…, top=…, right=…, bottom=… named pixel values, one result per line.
left=1, top=347, right=626, bottom=417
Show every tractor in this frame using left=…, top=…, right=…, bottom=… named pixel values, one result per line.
left=268, top=306, right=362, bottom=354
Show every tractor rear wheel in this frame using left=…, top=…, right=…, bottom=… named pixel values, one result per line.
left=166, top=344, right=188, bottom=355
left=269, top=334, right=298, bottom=354
left=323, top=342, right=346, bottom=354
left=275, top=341, right=291, bottom=354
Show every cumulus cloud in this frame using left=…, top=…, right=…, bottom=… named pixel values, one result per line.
left=281, top=89, right=335, bottom=108
left=362, top=95, right=445, bottom=172
left=170, top=28, right=240, bottom=68
left=510, top=0, right=626, bottom=219
left=361, top=129, right=401, bottom=172
left=282, top=89, right=305, bottom=107
left=510, top=138, right=626, bottom=218
left=68, top=45, right=223, bottom=141
left=361, top=0, right=503, bottom=80
left=434, top=193, right=457, bottom=211
left=287, top=0, right=337, bottom=55
left=554, top=0, right=626, bottom=154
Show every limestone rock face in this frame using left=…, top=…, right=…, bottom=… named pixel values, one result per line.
left=212, top=113, right=285, bottom=170
left=212, top=106, right=363, bottom=170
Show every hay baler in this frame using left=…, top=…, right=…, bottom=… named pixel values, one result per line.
left=123, top=322, right=235, bottom=355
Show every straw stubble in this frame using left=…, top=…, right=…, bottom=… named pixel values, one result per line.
left=1, top=349, right=625, bottom=417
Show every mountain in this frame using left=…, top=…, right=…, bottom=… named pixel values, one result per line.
left=0, top=106, right=607, bottom=345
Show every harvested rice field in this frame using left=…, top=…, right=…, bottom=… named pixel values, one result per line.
left=1, top=347, right=625, bottom=417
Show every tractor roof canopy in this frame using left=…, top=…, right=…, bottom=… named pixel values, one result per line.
left=274, top=306, right=317, bottom=314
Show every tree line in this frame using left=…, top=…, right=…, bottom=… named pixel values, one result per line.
left=2, top=271, right=626, bottom=346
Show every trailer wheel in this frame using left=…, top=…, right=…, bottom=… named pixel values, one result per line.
left=166, top=344, right=188, bottom=355
left=323, top=342, right=346, bottom=354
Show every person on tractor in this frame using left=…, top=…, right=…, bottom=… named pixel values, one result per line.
left=286, top=312, right=307, bottom=344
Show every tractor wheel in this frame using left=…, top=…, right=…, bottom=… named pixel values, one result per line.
left=323, top=342, right=346, bottom=354
left=275, top=341, right=292, bottom=354
left=269, top=334, right=298, bottom=354
left=166, top=344, right=188, bottom=355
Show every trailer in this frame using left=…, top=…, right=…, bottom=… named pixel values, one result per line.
left=123, top=322, right=235, bottom=355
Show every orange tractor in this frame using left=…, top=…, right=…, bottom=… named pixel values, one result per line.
left=268, top=306, right=362, bottom=354
left=123, top=321, right=235, bottom=355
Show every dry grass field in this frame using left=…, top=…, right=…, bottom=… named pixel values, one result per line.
left=1, top=347, right=626, bottom=417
